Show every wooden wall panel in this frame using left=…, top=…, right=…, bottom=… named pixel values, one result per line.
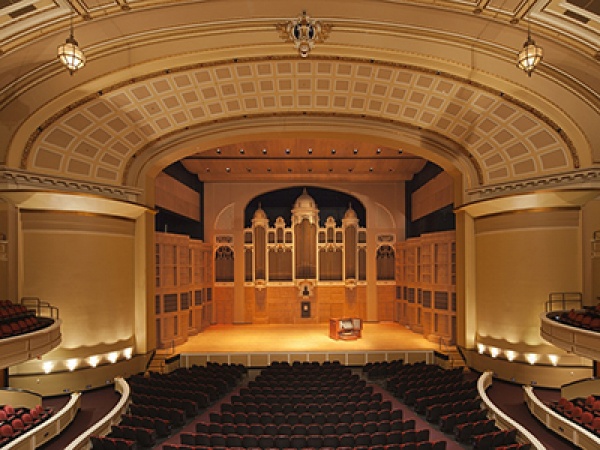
left=214, top=286, right=234, bottom=324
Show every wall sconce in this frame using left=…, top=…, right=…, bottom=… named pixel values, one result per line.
left=517, top=24, right=543, bottom=77
left=489, top=347, right=500, bottom=358
left=477, top=343, right=486, bottom=354
left=505, top=350, right=517, bottom=362
left=548, top=354, right=559, bottom=366
left=277, top=11, right=332, bottom=58
left=123, top=348, right=133, bottom=359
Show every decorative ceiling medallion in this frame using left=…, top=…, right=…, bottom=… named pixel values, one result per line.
left=277, top=10, right=331, bottom=58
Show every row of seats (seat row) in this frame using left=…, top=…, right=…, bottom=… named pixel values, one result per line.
left=220, top=405, right=400, bottom=422
left=90, top=435, right=136, bottom=450
left=362, top=359, right=405, bottom=379
left=549, top=397, right=600, bottom=435
left=132, top=392, right=198, bottom=418
left=471, top=428, right=520, bottom=450
left=108, top=424, right=156, bottom=447
left=0, top=404, right=54, bottom=447
left=130, top=383, right=212, bottom=408
left=412, top=386, right=478, bottom=414
left=180, top=428, right=434, bottom=448
left=0, top=315, right=52, bottom=339
left=454, top=418, right=497, bottom=443
left=238, top=382, right=372, bottom=398
left=196, top=417, right=417, bottom=435
left=224, top=399, right=392, bottom=416
left=164, top=442, right=445, bottom=450
left=129, top=403, right=186, bottom=428
left=388, top=374, right=465, bottom=399
left=436, top=406, right=487, bottom=432
left=233, top=385, right=375, bottom=402
left=120, top=413, right=171, bottom=437
left=555, top=304, right=600, bottom=331
left=207, top=407, right=398, bottom=427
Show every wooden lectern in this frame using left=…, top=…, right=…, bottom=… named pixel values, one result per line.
left=329, top=318, right=363, bottom=340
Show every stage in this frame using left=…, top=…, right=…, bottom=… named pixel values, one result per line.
left=168, top=322, right=447, bottom=368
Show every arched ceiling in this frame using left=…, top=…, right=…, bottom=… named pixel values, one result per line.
left=0, top=0, right=598, bottom=206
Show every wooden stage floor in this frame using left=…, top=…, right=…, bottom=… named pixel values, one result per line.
left=172, top=322, right=441, bottom=354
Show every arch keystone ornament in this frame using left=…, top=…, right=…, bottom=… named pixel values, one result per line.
left=277, top=11, right=332, bottom=58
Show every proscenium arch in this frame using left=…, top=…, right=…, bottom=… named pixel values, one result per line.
left=129, top=115, right=471, bottom=205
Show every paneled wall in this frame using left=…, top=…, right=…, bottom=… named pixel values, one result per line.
left=395, top=230, right=456, bottom=344
left=155, top=232, right=213, bottom=348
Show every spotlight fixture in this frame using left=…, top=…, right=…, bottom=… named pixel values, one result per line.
left=277, top=11, right=332, bottom=58
left=517, top=23, right=543, bottom=77
left=57, top=13, right=86, bottom=74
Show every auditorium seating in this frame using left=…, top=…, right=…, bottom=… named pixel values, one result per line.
left=0, top=299, right=53, bottom=339
left=102, top=362, right=245, bottom=448
left=0, top=402, right=54, bottom=447
left=175, top=360, right=447, bottom=450
left=548, top=394, right=600, bottom=436
left=555, top=303, right=600, bottom=332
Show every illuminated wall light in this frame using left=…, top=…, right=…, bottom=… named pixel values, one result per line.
left=526, top=353, right=538, bottom=365
left=123, top=348, right=133, bottom=360
left=548, top=354, right=559, bottom=366
left=66, top=359, right=79, bottom=371
left=107, top=352, right=119, bottom=364
left=505, top=350, right=517, bottom=362
left=42, top=361, right=54, bottom=374
left=477, top=343, right=486, bottom=354
left=489, top=347, right=500, bottom=358
left=88, top=355, right=100, bottom=368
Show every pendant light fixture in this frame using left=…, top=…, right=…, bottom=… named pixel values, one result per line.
left=57, top=12, right=86, bottom=74
left=517, top=22, right=543, bottom=77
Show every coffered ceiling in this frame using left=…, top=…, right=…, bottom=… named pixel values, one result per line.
left=0, top=0, right=598, bottom=203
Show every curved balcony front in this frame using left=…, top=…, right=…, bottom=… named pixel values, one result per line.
left=540, top=312, right=600, bottom=361
left=0, top=319, right=62, bottom=369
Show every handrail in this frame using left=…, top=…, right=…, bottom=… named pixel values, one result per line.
left=477, top=371, right=545, bottom=450
left=65, top=377, right=131, bottom=450
left=20, top=296, right=60, bottom=319
left=545, top=292, right=582, bottom=312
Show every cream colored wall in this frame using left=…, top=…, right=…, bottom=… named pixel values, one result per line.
left=474, top=210, right=581, bottom=350
left=16, top=211, right=136, bottom=364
